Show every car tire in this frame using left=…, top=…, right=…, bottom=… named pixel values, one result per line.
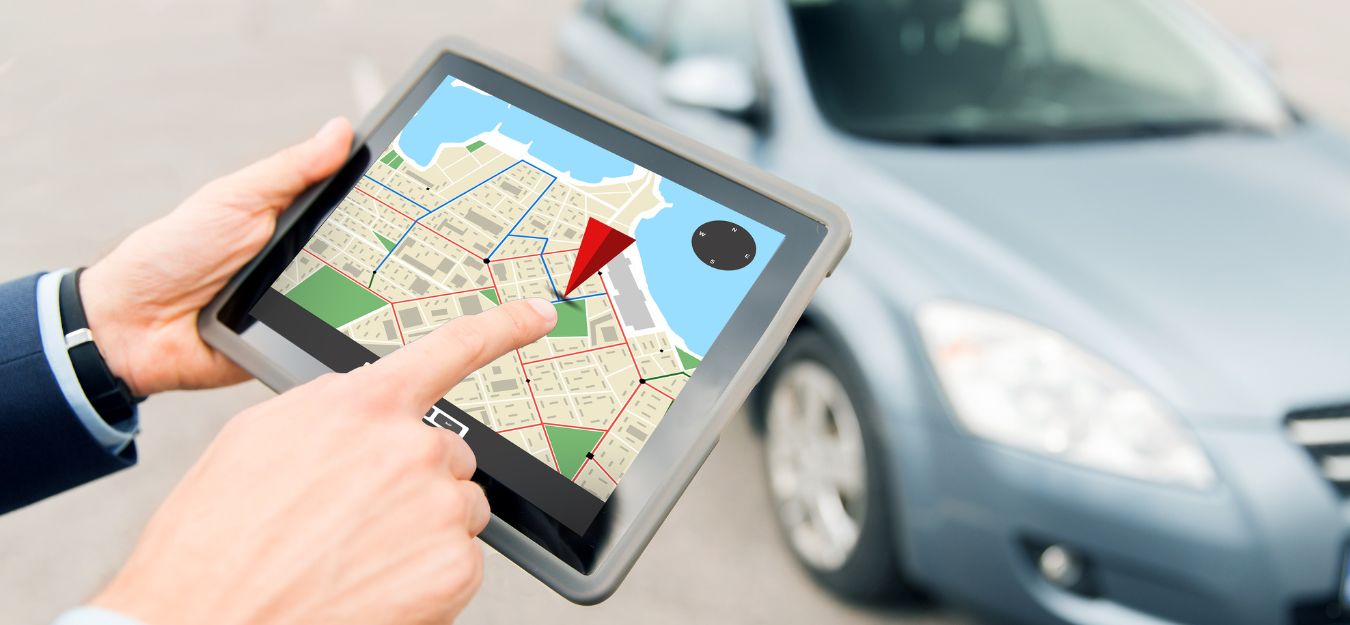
left=756, top=329, right=920, bottom=603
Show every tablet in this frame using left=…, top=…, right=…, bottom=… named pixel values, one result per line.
left=200, top=39, right=850, bottom=603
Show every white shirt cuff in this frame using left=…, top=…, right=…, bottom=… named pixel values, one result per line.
left=52, top=607, right=146, bottom=625
left=36, top=270, right=139, bottom=454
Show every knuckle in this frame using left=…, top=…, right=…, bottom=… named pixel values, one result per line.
left=465, top=480, right=488, bottom=513
left=446, top=435, right=478, bottom=474
left=406, top=429, right=449, bottom=467
left=437, top=538, right=483, bottom=595
left=465, top=485, right=489, bottom=532
left=438, top=488, right=469, bottom=525
left=417, top=482, right=468, bottom=531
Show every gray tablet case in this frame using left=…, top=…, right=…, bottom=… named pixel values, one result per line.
left=200, top=39, right=851, bottom=603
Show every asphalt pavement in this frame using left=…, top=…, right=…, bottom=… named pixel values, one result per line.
left=0, top=1, right=1343, bottom=623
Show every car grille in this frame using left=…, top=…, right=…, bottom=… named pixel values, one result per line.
left=1287, top=405, right=1350, bottom=496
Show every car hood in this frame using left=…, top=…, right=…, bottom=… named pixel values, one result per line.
left=853, top=125, right=1350, bottom=425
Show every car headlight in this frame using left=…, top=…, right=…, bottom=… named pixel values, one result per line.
left=916, top=301, right=1215, bottom=490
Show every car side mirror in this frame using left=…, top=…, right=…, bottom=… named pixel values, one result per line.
left=660, top=55, right=757, bottom=117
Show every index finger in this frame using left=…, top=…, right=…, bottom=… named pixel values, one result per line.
left=365, top=298, right=557, bottom=413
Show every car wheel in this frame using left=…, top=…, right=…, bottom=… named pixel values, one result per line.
left=759, top=329, right=917, bottom=602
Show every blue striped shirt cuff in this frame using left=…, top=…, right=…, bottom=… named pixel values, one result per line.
left=52, top=607, right=146, bottom=625
left=35, top=270, right=139, bottom=454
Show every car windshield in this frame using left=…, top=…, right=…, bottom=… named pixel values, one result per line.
left=789, top=0, right=1293, bottom=143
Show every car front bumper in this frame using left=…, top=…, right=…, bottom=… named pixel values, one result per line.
left=890, top=415, right=1349, bottom=625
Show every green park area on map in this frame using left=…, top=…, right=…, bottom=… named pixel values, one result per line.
left=379, top=150, right=404, bottom=169
left=548, top=300, right=588, bottom=337
left=677, top=347, right=700, bottom=370
left=287, top=266, right=387, bottom=327
left=546, top=425, right=604, bottom=479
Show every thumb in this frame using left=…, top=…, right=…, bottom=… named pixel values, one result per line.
left=208, top=117, right=353, bottom=212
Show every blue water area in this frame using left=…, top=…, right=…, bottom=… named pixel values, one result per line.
left=635, top=182, right=785, bottom=356
left=397, top=76, right=635, bottom=184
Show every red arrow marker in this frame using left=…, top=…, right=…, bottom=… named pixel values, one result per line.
left=563, top=218, right=635, bottom=297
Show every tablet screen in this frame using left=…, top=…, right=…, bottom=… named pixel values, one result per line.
left=256, top=75, right=783, bottom=518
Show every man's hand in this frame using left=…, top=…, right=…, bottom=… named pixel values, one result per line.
left=80, top=118, right=354, bottom=397
left=90, top=298, right=558, bottom=625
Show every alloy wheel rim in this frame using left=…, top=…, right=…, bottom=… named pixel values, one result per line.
left=765, top=359, right=868, bottom=572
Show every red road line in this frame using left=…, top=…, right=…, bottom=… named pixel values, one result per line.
left=390, top=303, right=406, bottom=345
left=412, top=219, right=487, bottom=262
left=487, top=262, right=504, bottom=304
left=498, top=421, right=607, bottom=435
left=391, top=286, right=490, bottom=304
left=571, top=458, right=590, bottom=483
left=598, top=274, right=644, bottom=375
left=342, top=184, right=652, bottom=484
left=353, top=185, right=418, bottom=222
left=354, top=184, right=485, bottom=261
left=588, top=383, right=641, bottom=456
left=484, top=251, right=655, bottom=483
left=646, top=384, right=675, bottom=402
left=516, top=349, right=560, bottom=471
left=520, top=342, right=626, bottom=365
left=302, top=249, right=391, bottom=303
left=492, top=247, right=581, bottom=263
left=541, top=422, right=606, bottom=432
left=570, top=456, right=616, bottom=484
left=593, top=458, right=618, bottom=483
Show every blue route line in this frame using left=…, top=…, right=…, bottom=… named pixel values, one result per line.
left=370, top=160, right=526, bottom=278
left=487, top=161, right=557, bottom=260
left=361, top=174, right=430, bottom=213
left=551, top=292, right=605, bottom=305
left=504, top=232, right=562, bottom=298
left=502, top=232, right=599, bottom=304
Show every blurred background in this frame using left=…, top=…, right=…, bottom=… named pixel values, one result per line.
left=2, top=2, right=1349, bottom=624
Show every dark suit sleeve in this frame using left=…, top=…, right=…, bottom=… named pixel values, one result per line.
left=0, top=274, right=135, bottom=514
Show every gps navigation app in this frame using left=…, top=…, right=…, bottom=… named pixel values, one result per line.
left=266, top=76, right=783, bottom=502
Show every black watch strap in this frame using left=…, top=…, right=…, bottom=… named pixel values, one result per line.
left=58, top=269, right=141, bottom=427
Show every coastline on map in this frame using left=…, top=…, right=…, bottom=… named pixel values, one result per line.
left=606, top=178, right=698, bottom=360
left=393, top=126, right=647, bottom=193
left=633, top=180, right=786, bottom=357
left=396, top=76, right=636, bottom=185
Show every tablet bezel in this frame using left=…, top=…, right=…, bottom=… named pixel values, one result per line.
left=200, top=39, right=850, bottom=604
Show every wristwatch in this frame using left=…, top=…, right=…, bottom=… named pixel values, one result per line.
left=58, top=269, right=142, bottom=427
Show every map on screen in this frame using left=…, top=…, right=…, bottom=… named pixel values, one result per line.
left=268, top=76, right=783, bottom=500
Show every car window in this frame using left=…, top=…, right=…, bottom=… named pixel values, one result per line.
left=1037, top=0, right=1209, bottom=101
left=789, top=0, right=1291, bottom=143
left=663, top=0, right=755, bottom=66
left=599, top=0, right=671, bottom=52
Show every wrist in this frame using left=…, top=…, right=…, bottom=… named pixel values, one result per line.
left=79, top=264, right=149, bottom=397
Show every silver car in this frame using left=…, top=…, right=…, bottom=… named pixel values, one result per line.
left=561, top=1, right=1350, bottom=623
